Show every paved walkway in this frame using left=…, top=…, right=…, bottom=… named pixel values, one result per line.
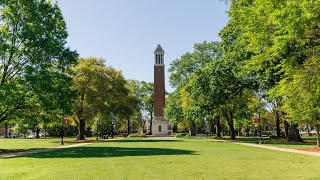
left=211, top=139, right=320, bottom=157
left=0, top=143, right=92, bottom=159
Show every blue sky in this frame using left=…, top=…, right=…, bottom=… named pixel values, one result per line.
left=57, top=0, right=230, bottom=92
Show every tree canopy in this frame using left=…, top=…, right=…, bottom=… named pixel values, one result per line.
left=0, top=0, right=77, bottom=139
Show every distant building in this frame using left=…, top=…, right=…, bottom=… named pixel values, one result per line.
left=151, top=44, right=172, bottom=135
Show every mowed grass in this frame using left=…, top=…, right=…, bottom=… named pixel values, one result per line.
left=228, top=136, right=317, bottom=149
left=0, top=137, right=95, bottom=154
left=1, top=138, right=320, bottom=179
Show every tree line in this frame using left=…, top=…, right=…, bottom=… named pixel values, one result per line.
left=1, top=0, right=320, bottom=147
left=165, top=0, right=320, bottom=147
left=0, top=0, right=153, bottom=140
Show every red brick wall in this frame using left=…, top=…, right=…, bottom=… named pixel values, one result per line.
left=154, top=65, right=165, bottom=117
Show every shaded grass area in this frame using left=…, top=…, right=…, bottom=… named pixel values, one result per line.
left=1, top=138, right=320, bottom=179
left=111, top=138, right=181, bottom=143
left=24, top=146, right=195, bottom=158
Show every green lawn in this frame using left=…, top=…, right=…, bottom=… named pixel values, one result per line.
left=227, top=136, right=317, bottom=149
left=0, top=137, right=95, bottom=154
left=1, top=138, right=320, bottom=179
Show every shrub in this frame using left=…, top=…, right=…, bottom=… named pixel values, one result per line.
left=174, top=133, right=188, bottom=138
left=128, top=133, right=146, bottom=138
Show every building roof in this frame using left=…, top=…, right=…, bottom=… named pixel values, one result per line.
left=154, top=44, right=164, bottom=53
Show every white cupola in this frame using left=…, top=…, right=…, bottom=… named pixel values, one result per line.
left=154, top=44, right=164, bottom=65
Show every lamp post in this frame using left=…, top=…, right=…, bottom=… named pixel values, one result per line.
left=61, top=118, right=64, bottom=145
left=111, top=121, right=114, bottom=139
left=96, top=117, right=99, bottom=141
left=61, top=117, right=69, bottom=145
left=258, top=110, right=263, bottom=144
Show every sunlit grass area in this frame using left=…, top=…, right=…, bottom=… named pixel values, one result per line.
left=0, top=138, right=319, bottom=179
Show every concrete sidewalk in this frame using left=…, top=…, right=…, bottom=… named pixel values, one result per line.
left=211, top=139, right=320, bottom=157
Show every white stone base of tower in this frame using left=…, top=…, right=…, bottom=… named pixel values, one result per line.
left=152, top=117, right=172, bottom=136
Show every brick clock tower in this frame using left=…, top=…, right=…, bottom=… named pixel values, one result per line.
left=152, top=44, right=172, bottom=135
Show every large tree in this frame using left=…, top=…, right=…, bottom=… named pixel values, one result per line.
left=0, top=0, right=77, bottom=124
left=140, top=81, right=154, bottom=134
left=117, top=80, right=141, bottom=135
left=167, top=42, right=222, bottom=133
left=187, top=59, right=251, bottom=140
left=169, top=41, right=222, bottom=88
left=72, top=57, right=128, bottom=140
left=223, top=0, right=320, bottom=142
left=165, top=90, right=183, bottom=132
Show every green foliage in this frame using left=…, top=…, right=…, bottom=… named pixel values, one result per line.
left=169, top=41, right=222, bottom=88
left=167, top=42, right=223, bottom=133
left=140, top=81, right=154, bottom=119
left=72, top=57, right=129, bottom=139
left=173, top=133, right=188, bottom=138
left=165, top=91, right=183, bottom=127
left=278, top=57, right=320, bottom=127
left=12, top=121, right=29, bottom=137
left=115, top=80, right=141, bottom=134
left=91, top=113, right=112, bottom=135
left=0, top=0, right=77, bottom=123
left=127, top=133, right=146, bottom=138
left=219, top=0, right=320, bottom=143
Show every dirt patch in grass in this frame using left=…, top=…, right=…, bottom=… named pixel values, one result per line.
left=0, top=149, right=28, bottom=153
left=296, top=147, right=320, bottom=152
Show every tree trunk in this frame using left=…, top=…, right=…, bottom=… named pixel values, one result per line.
left=127, top=117, right=130, bottom=136
left=77, top=94, right=86, bottom=140
left=216, top=116, right=222, bottom=138
left=35, top=128, right=40, bottom=138
left=191, top=121, right=196, bottom=136
left=306, top=125, right=311, bottom=136
left=288, top=123, right=303, bottom=142
left=245, top=128, right=250, bottom=137
left=142, top=122, right=145, bottom=134
left=149, top=113, right=153, bottom=135
left=315, top=125, right=320, bottom=147
left=173, top=124, right=177, bottom=133
left=228, top=121, right=236, bottom=140
left=238, top=128, right=242, bottom=136
left=225, top=111, right=236, bottom=140
left=316, top=125, right=320, bottom=147
left=86, top=127, right=91, bottom=137
left=77, top=119, right=86, bottom=140
left=275, top=111, right=281, bottom=138
left=96, top=123, right=99, bottom=141
left=4, top=122, right=9, bottom=138
left=284, top=121, right=289, bottom=138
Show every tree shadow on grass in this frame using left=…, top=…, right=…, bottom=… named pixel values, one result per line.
left=22, top=146, right=196, bottom=159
